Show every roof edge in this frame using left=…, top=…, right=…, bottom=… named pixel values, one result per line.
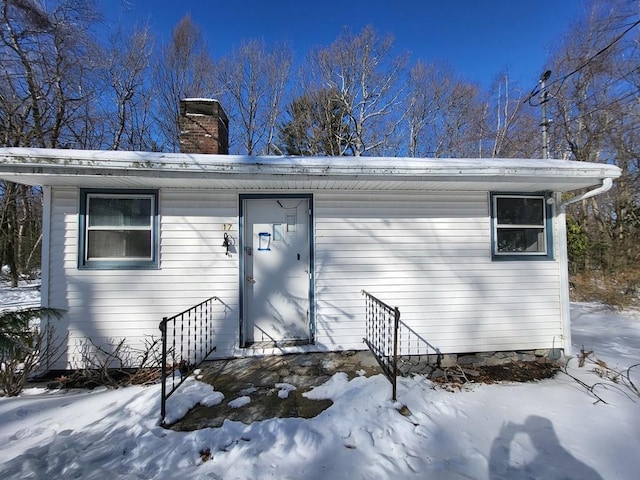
left=0, top=147, right=622, bottom=180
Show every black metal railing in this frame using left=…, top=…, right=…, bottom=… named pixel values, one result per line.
left=159, top=296, right=222, bottom=423
left=362, top=290, right=441, bottom=401
left=362, top=290, right=400, bottom=400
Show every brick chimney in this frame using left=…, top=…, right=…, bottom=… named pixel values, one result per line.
left=179, top=99, right=229, bottom=154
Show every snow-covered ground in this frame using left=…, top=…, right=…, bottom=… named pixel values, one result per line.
left=1, top=281, right=639, bottom=479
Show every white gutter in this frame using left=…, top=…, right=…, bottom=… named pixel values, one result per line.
left=557, top=177, right=614, bottom=356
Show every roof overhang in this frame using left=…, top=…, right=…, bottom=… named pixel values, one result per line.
left=0, top=147, right=622, bottom=193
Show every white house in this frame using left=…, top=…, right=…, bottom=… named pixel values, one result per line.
left=0, top=99, right=621, bottom=369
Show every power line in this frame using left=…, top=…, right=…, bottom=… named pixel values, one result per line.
left=553, top=64, right=640, bottom=109
left=524, top=17, right=640, bottom=105
left=550, top=18, right=640, bottom=89
left=550, top=88, right=640, bottom=125
left=540, top=63, right=640, bottom=126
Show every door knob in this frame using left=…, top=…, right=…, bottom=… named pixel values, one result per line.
left=246, top=276, right=255, bottom=284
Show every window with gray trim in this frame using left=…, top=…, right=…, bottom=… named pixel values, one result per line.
left=79, top=190, right=158, bottom=269
left=491, top=194, right=552, bottom=259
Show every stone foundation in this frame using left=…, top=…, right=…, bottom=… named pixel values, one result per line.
left=397, top=348, right=564, bottom=377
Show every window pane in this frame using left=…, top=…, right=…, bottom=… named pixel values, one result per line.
left=496, top=228, right=545, bottom=253
left=496, top=197, right=543, bottom=225
left=88, top=197, right=152, bottom=227
left=88, top=230, right=152, bottom=259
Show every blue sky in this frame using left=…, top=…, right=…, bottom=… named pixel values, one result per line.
left=103, top=0, right=586, bottom=89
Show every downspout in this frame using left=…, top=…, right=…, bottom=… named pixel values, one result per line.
left=560, top=177, right=613, bottom=209
left=41, top=186, right=52, bottom=368
left=557, top=177, right=614, bottom=356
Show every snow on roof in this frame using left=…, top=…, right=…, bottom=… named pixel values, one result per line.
left=181, top=98, right=221, bottom=103
left=0, top=147, right=621, bottom=192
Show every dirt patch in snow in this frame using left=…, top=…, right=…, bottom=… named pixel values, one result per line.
left=431, top=361, right=561, bottom=387
left=475, top=361, right=561, bottom=383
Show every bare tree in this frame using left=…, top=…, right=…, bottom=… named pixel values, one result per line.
left=104, top=24, right=155, bottom=151
left=546, top=0, right=640, bottom=302
left=486, top=73, right=539, bottom=158
left=0, top=0, right=100, bottom=284
left=217, top=39, right=292, bottom=155
left=305, top=25, right=408, bottom=156
left=154, top=15, right=216, bottom=152
left=405, top=61, right=444, bottom=157
left=404, top=61, right=486, bottom=158
left=0, top=0, right=101, bottom=148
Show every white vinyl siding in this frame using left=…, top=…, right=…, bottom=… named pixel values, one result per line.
left=313, top=191, right=563, bottom=354
left=48, top=188, right=240, bottom=368
left=46, top=187, right=565, bottom=369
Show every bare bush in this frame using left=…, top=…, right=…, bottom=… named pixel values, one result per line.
left=561, top=347, right=639, bottom=404
left=570, top=270, right=640, bottom=308
left=58, top=336, right=163, bottom=389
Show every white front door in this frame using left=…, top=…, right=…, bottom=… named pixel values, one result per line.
left=242, top=196, right=312, bottom=345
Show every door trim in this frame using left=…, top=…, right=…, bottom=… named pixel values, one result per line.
left=238, top=193, right=314, bottom=347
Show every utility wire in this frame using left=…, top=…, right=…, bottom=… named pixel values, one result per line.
left=551, top=89, right=640, bottom=125
left=552, top=18, right=639, bottom=87
left=550, top=64, right=640, bottom=110
left=539, top=62, right=640, bottom=126
left=524, top=17, right=640, bottom=105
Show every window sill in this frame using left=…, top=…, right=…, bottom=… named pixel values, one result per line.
left=492, top=253, right=553, bottom=261
left=79, top=261, right=159, bottom=270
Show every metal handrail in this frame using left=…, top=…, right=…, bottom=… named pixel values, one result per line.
left=362, top=290, right=400, bottom=400
left=362, top=290, right=440, bottom=401
left=159, top=296, right=221, bottom=424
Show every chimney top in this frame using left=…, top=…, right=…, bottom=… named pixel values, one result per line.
left=179, top=99, right=229, bottom=154
left=180, top=98, right=227, bottom=117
